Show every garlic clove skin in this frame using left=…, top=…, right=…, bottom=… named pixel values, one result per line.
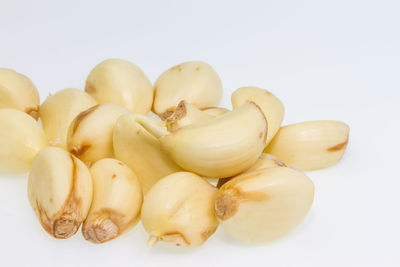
left=0, top=68, right=40, bottom=119
left=153, top=61, right=222, bottom=118
left=0, top=109, right=47, bottom=174
left=215, top=167, right=314, bottom=243
left=141, top=172, right=218, bottom=248
left=82, top=158, right=142, bottom=243
left=113, top=113, right=182, bottom=194
left=265, top=120, right=350, bottom=170
left=85, top=59, right=153, bottom=114
left=27, top=147, right=93, bottom=239
left=231, top=87, right=284, bottom=145
left=67, top=104, right=130, bottom=164
left=39, top=88, right=97, bottom=148
left=160, top=102, right=268, bottom=178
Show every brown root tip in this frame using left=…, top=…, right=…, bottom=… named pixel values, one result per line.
left=83, top=219, right=119, bottom=244
left=214, top=193, right=238, bottom=221
left=147, top=235, right=159, bottom=248
left=53, top=219, right=79, bottom=239
left=158, top=110, right=174, bottom=121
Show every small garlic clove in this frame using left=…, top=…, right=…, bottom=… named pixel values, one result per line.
left=231, top=86, right=284, bottom=145
left=27, top=147, right=93, bottom=239
left=85, top=59, right=153, bottom=114
left=67, top=104, right=130, bottom=164
left=215, top=167, right=314, bottom=243
left=113, top=113, right=182, bottom=194
left=0, top=109, right=47, bottom=174
left=39, top=88, right=97, bottom=148
left=265, top=120, right=350, bottom=170
left=0, top=68, right=40, bottom=119
left=160, top=102, right=268, bottom=178
left=82, top=158, right=142, bottom=243
left=217, top=153, right=286, bottom=188
left=153, top=61, right=222, bottom=118
left=141, top=172, right=219, bottom=248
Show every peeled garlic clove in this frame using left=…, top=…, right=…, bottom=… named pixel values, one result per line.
left=153, top=61, right=222, bottom=118
left=40, top=88, right=97, bottom=148
left=67, top=104, right=129, bottom=164
left=0, top=68, right=40, bottom=119
left=265, top=120, right=350, bottom=170
left=27, top=147, right=93, bottom=239
left=142, top=172, right=218, bottom=248
left=215, top=167, right=314, bottom=243
left=160, top=102, right=267, bottom=178
left=85, top=58, right=153, bottom=114
left=165, top=100, right=216, bottom=132
left=82, top=158, right=142, bottom=243
left=231, top=87, right=284, bottom=145
left=0, top=109, right=47, bottom=173
left=217, top=153, right=286, bottom=188
left=201, top=107, right=230, bottom=117
left=113, top=113, right=182, bottom=194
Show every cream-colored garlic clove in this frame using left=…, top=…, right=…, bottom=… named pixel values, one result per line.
left=142, top=172, right=218, bottom=248
left=153, top=61, right=222, bottom=119
left=85, top=58, right=153, bottom=114
left=113, top=113, right=182, bottom=194
left=217, top=153, right=286, bottom=188
left=67, top=104, right=130, bottom=164
left=40, top=88, right=97, bottom=148
left=231, top=86, right=284, bottom=145
left=265, top=120, right=350, bottom=170
left=165, top=100, right=216, bottom=132
left=27, top=147, right=93, bottom=239
left=215, top=167, right=314, bottom=243
left=0, top=68, right=40, bottom=119
left=160, top=102, right=268, bottom=178
left=0, top=109, right=47, bottom=174
left=82, top=158, right=142, bottom=243
left=201, top=107, right=230, bottom=117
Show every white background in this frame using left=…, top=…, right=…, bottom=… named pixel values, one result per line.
left=1, top=0, right=399, bottom=266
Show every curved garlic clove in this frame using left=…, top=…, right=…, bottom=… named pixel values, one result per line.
left=67, top=104, right=129, bottom=164
left=0, top=68, right=40, bottom=119
left=231, top=86, right=284, bottom=145
left=153, top=61, right=222, bottom=119
left=0, top=109, right=47, bottom=173
left=160, top=102, right=267, bottom=178
left=85, top=59, right=153, bottom=114
left=265, top=120, right=350, bottom=170
left=39, top=88, right=97, bottom=148
left=113, top=113, right=182, bottom=194
left=82, top=158, right=142, bottom=243
left=217, top=153, right=286, bottom=188
left=27, top=147, right=93, bottom=239
left=141, top=172, right=218, bottom=248
left=215, top=167, right=314, bottom=243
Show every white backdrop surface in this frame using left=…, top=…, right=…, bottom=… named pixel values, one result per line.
left=0, top=1, right=399, bottom=266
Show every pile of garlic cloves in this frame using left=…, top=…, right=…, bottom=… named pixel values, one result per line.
left=0, top=59, right=349, bottom=247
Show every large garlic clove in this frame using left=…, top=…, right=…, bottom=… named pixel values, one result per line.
left=265, top=120, right=350, bottom=170
left=0, top=109, right=47, bottom=174
left=217, top=153, right=286, bottom=188
left=160, top=102, right=268, bottom=178
left=152, top=61, right=222, bottom=119
left=231, top=86, right=284, bottom=145
left=0, top=68, right=40, bottom=119
left=27, top=147, right=93, bottom=239
left=82, top=158, right=142, bottom=243
left=141, top=172, right=218, bottom=248
left=39, top=88, right=97, bottom=148
left=67, top=104, right=129, bottom=164
left=113, top=113, right=182, bottom=194
left=165, top=100, right=216, bottom=132
left=85, top=58, right=153, bottom=114
left=215, top=167, right=314, bottom=243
